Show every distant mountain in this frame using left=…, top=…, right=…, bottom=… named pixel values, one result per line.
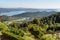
left=0, top=8, right=27, bottom=13
left=13, top=11, right=56, bottom=18
left=0, top=8, right=40, bottom=13
left=0, top=8, right=58, bottom=13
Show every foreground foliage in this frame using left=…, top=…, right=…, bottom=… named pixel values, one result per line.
left=0, top=13, right=60, bottom=40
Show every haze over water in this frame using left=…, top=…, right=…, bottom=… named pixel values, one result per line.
left=0, top=11, right=25, bottom=16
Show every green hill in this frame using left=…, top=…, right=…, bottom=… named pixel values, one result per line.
left=0, top=12, right=60, bottom=40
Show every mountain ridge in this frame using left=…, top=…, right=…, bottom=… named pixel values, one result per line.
left=0, top=8, right=58, bottom=13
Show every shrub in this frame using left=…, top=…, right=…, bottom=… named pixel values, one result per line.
left=0, top=22, right=8, bottom=31
left=40, top=34, right=57, bottom=40
left=9, top=27, right=24, bottom=37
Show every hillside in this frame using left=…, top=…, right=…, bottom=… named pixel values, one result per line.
left=0, top=12, right=60, bottom=40
left=13, top=11, right=56, bottom=18
left=40, top=12, right=60, bottom=24
left=0, top=11, right=56, bottom=22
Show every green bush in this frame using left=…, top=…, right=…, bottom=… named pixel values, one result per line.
left=0, top=22, right=8, bottom=31
left=28, top=24, right=47, bottom=38
left=40, top=34, right=57, bottom=40
left=32, top=18, right=40, bottom=25
left=9, top=27, right=24, bottom=37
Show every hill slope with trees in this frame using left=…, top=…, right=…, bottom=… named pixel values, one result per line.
left=0, top=12, right=60, bottom=40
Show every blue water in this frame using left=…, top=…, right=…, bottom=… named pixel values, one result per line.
left=0, top=11, right=26, bottom=16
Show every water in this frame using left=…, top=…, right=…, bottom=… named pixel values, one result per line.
left=0, top=11, right=26, bottom=16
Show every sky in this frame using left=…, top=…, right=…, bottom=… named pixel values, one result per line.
left=0, top=0, right=60, bottom=9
